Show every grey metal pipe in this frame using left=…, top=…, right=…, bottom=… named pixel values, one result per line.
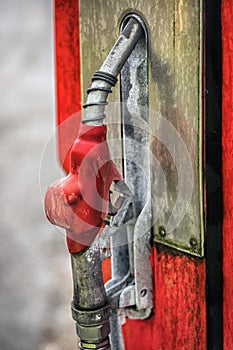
left=71, top=244, right=107, bottom=310
left=71, top=241, right=111, bottom=350
left=83, top=17, right=143, bottom=125
left=99, top=17, right=143, bottom=76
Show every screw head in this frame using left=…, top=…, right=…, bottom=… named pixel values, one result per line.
left=159, top=226, right=166, bottom=238
left=140, top=289, right=147, bottom=297
left=189, top=237, right=198, bottom=248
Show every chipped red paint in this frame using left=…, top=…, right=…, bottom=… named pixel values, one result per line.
left=45, top=124, right=121, bottom=253
left=55, top=0, right=82, bottom=173
left=54, top=1, right=207, bottom=348
left=102, top=257, right=112, bottom=284
left=222, top=0, right=233, bottom=348
left=122, top=249, right=206, bottom=350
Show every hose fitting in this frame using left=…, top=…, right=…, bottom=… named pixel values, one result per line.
left=71, top=243, right=111, bottom=350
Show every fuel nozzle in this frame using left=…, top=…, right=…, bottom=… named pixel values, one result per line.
left=44, top=16, right=143, bottom=350
left=44, top=124, right=121, bottom=349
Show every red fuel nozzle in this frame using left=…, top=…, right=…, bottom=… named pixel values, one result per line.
left=44, top=124, right=121, bottom=253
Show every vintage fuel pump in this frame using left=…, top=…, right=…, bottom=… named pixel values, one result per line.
left=44, top=1, right=233, bottom=349
left=45, top=16, right=153, bottom=349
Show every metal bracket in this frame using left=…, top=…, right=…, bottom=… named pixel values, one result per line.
left=98, top=14, right=153, bottom=327
left=100, top=177, right=153, bottom=320
left=120, top=13, right=153, bottom=314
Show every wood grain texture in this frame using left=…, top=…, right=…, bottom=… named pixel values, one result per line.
left=122, top=247, right=206, bottom=350
left=55, top=0, right=82, bottom=172
left=222, top=0, right=233, bottom=347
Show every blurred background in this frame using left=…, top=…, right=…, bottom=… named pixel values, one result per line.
left=0, top=1, right=76, bottom=349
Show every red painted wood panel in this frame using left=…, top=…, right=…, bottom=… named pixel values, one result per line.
left=54, top=1, right=207, bottom=349
left=54, top=0, right=82, bottom=173
left=122, top=248, right=206, bottom=350
left=222, top=0, right=233, bottom=348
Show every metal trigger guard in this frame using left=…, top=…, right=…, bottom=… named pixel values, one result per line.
left=99, top=179, right=152, bottom=314
left=98, top=178, right=152, bottom=349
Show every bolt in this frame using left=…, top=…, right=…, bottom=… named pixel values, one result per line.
left=159, top=226, right=166, bottom=238
left=77, top=321, right=110, bottom=342
left=102, top=247, right=107, bottom=254
left=140, top=289, right=147, bottom=297
left=190, top=237, right=198, bottom=248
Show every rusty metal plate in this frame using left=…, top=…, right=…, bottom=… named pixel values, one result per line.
left=79, top=0, right=204, bottom=257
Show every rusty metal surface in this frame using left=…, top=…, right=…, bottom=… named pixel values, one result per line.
left=71, top=241, right=111, bottom=350
left=120, top=13, right=153, bottom=312
left=79, top=0, right=203, bottom=256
